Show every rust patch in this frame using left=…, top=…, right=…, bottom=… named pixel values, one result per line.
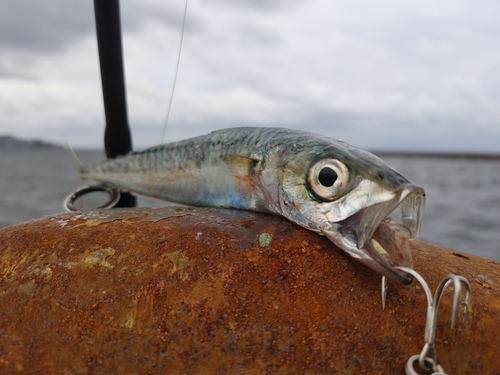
left=0, top=206, right=499, bottom=374
left=16, top=281, right=35, bottom=296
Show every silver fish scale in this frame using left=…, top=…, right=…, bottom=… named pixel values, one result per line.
left=82, top=127, right=410, bottom=208
left=86, top=128, right=317, bottom=174
left=81, top=128, right=295, bottom=207
left=163, top=127, right=312, bottom=162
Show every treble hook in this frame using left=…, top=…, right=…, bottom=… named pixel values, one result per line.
left=64, top=184, right=121, bottom=212
left=382, top=267, right=471, bottom=374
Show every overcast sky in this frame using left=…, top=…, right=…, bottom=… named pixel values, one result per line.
left=1, top=0, right=499, bottom=151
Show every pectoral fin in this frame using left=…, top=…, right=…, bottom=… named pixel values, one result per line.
left=219, top=155, right=260, bottom=180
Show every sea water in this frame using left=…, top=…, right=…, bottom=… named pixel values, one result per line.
left=1, top=148, right=499, bottom=261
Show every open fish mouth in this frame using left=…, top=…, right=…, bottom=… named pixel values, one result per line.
left=325, top=185, right=425, bottom=284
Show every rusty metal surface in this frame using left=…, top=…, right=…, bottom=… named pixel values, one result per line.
left=0, top=207, right=499, bottom=374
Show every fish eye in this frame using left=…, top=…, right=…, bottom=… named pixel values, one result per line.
left=307, top=159, right=350, bottom=201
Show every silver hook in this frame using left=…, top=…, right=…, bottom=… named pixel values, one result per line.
left=433, top=274, right=471, bottom=329
left=64, top=184, right=121, bottom=212
left=382, top=267, right=471, bottom=374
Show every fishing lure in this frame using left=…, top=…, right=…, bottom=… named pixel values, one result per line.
left=72, top=127, right=425, bottom=283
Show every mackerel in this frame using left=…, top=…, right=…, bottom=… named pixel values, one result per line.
left=82, top=127, right=425, bottom=283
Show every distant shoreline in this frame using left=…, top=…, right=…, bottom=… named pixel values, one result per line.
left=1, top=135, right=498, bottom=159
left=373, top=151, right=500, bottom=160
left=0, top=135, right=62, bottom=149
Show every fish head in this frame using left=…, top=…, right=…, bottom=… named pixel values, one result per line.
left=278, top=141, right=425, bottom=284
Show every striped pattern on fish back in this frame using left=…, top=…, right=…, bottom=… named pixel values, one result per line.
left=81, top=128, right=317, bottom=206
left=83, top=127, right=324, bottom=177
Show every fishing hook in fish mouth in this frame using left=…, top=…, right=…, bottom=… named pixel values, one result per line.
left=326, top=184, right=425, bottom=284
left=64, top=184, right=121, bottom=212
left=382, top=268, right=471, bottom=375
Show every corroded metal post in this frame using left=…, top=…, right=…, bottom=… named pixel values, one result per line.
left=0, top=207, right=499, bottom=374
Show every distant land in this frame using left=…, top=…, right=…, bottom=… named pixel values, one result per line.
left=373, top=151, right=500, bottom=160
left=0, top=134, right=498, bottom=159
left=0, top=135, right=62, bottom=149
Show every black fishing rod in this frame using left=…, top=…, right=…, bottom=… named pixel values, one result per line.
left=93, top=0, right=136, bottom=207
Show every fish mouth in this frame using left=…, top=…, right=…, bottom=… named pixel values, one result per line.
left=324, top=185, right=425, bottom=284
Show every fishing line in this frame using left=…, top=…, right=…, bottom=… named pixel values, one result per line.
left=62, top=134, right=84, bottom=169
left=161, top=0, right=189, bottom=144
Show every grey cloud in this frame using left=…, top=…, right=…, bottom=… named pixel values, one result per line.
left=0, top=0, right=205, bottom=56
left=1, top=0, right=499, bottom=153
left=204, top=0, right=304, bottom=12
left=0, top=0, right=94, bottom=53
left=120, top=1, right=206, bottom=35
left=235, top=23, right=283, bottom=48
left=0, top=54, right=39, bottom=80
